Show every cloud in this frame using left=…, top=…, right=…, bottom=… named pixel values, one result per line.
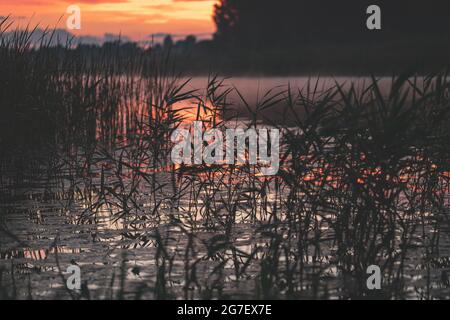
left=2, top=0, right=216, bottom=40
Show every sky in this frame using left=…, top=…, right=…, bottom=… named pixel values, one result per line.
left=0, top=0, right=217, bottom=41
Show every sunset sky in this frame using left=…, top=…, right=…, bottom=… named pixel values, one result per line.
left=1, top=0, right=217, bottom=40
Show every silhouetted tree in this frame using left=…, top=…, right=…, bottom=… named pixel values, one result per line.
left=213, top=1, right=450, bottom=49
left=163, top=35, right=174, bottom=50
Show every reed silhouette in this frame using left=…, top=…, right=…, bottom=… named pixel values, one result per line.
left=0, top=19, right=449, bottom=300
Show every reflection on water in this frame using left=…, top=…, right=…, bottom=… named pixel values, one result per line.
left=1, top=76, right=450, bottom=300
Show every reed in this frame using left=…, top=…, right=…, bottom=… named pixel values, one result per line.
left=0, top=19, right=449, bottom=299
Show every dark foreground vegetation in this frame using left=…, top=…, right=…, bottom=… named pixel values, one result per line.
left=0, top=21, right=450, bottom=300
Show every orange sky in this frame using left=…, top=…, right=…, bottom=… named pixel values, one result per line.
left=1, top=0, right=217, bottom=40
